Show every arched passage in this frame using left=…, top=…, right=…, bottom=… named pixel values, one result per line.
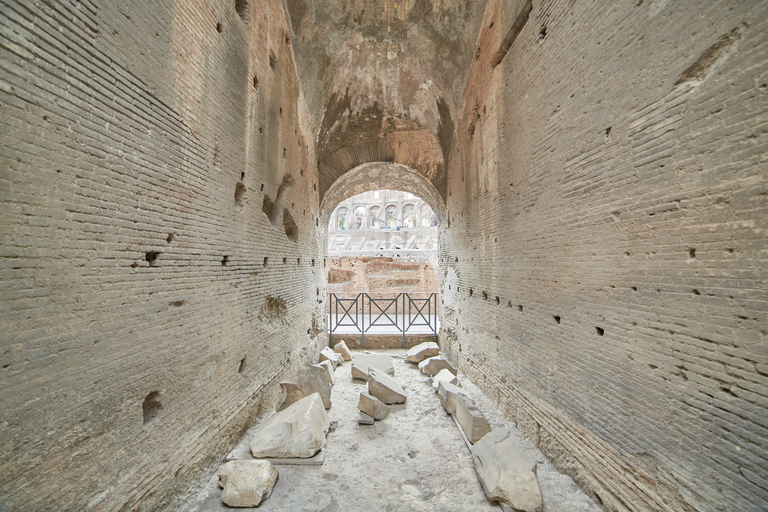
left=319, top=162, right=447, bottom=230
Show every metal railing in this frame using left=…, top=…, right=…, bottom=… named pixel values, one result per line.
left=328, top=292, right=439, bottom=348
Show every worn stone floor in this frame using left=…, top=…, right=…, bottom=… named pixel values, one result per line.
left=188, top=349, right=602, bottom=512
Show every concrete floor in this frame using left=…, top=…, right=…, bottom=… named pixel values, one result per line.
left=188, top=350, right=602, bottom=512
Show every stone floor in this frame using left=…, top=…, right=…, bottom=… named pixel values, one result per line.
left=188, top=349, right=602, bottom=512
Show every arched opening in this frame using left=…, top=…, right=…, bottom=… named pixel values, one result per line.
left=320, top=162, right=446, bottom=350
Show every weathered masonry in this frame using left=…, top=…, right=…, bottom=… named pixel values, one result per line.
left=1, top=1, right=766, bottom=511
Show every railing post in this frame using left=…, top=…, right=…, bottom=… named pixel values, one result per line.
left=360, top=293, right=365, bottom=350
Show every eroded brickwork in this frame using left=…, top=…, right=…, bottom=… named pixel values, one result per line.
left=440, top=1, right=768, bottom=510
left=0, top=1, right=323, bottom=510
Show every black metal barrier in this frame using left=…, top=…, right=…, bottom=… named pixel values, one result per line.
left=328, top=293, right=438, bottom=348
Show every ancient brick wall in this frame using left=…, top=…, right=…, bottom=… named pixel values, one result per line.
left=440, top=1, right=767, bottom=511
left=0, top=1, right=323, bottom=510
left=327, top=256, right=438, bottom=298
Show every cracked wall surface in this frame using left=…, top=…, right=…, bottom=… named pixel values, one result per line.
left=439, top=1, right=767, bottom=510
left=0, top=1, right=324, bottom=510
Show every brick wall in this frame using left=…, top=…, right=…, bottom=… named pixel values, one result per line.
left=327, top=256, right=438, bottom=298
left=440, top=1, right=768, bottom=511
left=0, top=1, right=324, bottom=510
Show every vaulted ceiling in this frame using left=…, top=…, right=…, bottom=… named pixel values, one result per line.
left=284, top=0, right=488, bottom=203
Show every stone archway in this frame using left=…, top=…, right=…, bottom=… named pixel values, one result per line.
left=319, top=162, right=447, bottom=230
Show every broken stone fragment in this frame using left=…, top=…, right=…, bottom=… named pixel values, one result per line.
left=317, top=360, right=335, bottom=386
left=406, top=341, right=440, bottom=363
left=471, top=429, right=543, bottom=512
left=358, top=392, right=391, bottom=420
left=351, top=353, right=395, bottom=380
left=437, top=380, right=469, bottom=415
left=367, top=368, right=407, bottom=404
left=276, top=381, right=304, bottom=412
left=217, top=460, right=278, bottom=508
left=333, top=339, right=352, bottom=361
left=418, top=356, right=457, bottom=377
left=319, top=347, right=342, bottom=368
left=431, top=368, right=459, bottom=390
left=276, top=365, right=333, bottom=411
left=299, top=365, right=332, bottom=409
left=250, top=393, right=330, bottom=458
left=358, top=411, right=374, bottom=425
left=455, top=396, right=491, bottom=444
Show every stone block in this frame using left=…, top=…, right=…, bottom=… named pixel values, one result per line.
left=471, top=429, right=542, bottom=512
left=431, top=368, right=459, bottom=390
left=406, top=341, right=440, bottom=363
left=250, top=393, right=330, bottom=458
left=455, top=396, right=491, bottom=444
left=217, top=460, right=278, bottom=508
left=358, top=411, right=374, bottom=425
left=351, top=354, right=395, bottom=380
left=437, top=380, right=469, bottom=415
left=317, top=360, right=335, bottom=386
left=333, top=339, right=352, bottom=361
left=367, top=368, right=406, bottom=404
left=418, top=356, right=457, bottom=377
left=319, top=347, right=342, bottom=368
left=299, top=365, right=332, bottom=409
left=357, top=392, right=391, bottom=420
left=276, top=381, right=304, bottom=412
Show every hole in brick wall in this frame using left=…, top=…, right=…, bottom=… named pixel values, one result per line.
left=649, top=364, right=658, bottom=370
left=130, top=262, right=139, bottom=268
left=252, top=75, right=259, bottom=89
left=631, top=286, right=637, bottom=292
left=596, top=327, right=605, bottom=336
left=283, top=148, right=287, bottom=158
left=692, top=289, right=700, bottom=295
left=316, top=218, right=319, bottom=227
left=300, top=169, right=304, bottom=177
left=726, top=248, right=734, bottom=254
left=169, top=300, right=185, bottom=307
left=216, top=22, right=223, bottom=33
left=238, top=356, right=246, bottom=374
left=518, top=305, right=523, bottom=312
left=495, top=296, right=500, bottom=305
left=279, top=107, right=283, bottom=115
left=263, top=257, right=268, bottom=267
left=284, top=33, right=291, bottom=45
left=323, top=258, right=326, bottom=267
left=166, top=233, right=174, bottom=243
left=313, top=184, right=317, bottom=192
left=260, top=184, right=264, bottom=191
left=235, top=182, right=246, bottom=207
left=469, top=289, right=473, bottom=297
left=222, top=255, right=229, bottom=266
left=721, top=387, right=737, bottom=398
left=482, top=291, right=488, bottom=300
left=554, top=315, right=561, bottom=324
left=316, top=288, right=320, bottom=296
left=142, top=391, right=162, bottom=426
left=688, top=248, right=696, bottom=258
left=605, top=127, right=612, bottom=138
left=297, top=258, right=301, bottom=265
left=539, top=26, right=547, bottom=40
left=259, top=127, right=263, bottom=134
left=283, top=209, right=298, bottom=242
left=235, top=0, right=249, bottom=22
left=269, top=50, right=277, bottom=70
left=311, top=259, right=315, bottom=266
left=241, top=172, right=245, bottom=180
left=490, top=21, right=494, bottom=28
left=146, top=252, right=160, bottom=267
left=283, top=257, right=287, bottom=264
